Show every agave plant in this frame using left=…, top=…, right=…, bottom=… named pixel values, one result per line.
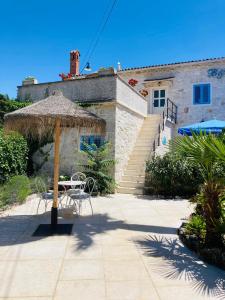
left=174, top=132, right=225, bottom=247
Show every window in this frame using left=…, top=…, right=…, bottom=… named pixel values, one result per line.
left=193, top=84, right=211, bottom=105
left=153, top=89, right=166, bottom=107
left=80, top=135, right=104, bottom=151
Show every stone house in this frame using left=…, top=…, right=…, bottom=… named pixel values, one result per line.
left=18, top=51, right=225, bottom=194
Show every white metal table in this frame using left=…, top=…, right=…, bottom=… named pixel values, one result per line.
left=58, top=180, right=86, bottom=209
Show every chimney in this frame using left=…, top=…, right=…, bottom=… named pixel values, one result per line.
left=70, top=50, right=80, bottom=76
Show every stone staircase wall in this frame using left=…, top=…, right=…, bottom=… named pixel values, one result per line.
left=117, top=114, right=162, bottom=195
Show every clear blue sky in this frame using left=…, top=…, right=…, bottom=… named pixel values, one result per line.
left=1, top=0, right=225, bottom=98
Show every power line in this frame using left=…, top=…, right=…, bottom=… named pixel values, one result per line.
left=81, top=0, right=118, bottom=72
left=80, top=1, right=111, bottom=68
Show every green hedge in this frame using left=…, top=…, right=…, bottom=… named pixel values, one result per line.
left=145, top=153, right=203, bottom=197
left=0, top=130, right=28, bottom=183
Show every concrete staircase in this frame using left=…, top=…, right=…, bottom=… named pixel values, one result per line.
left=117, top=114, right=161, bottom=195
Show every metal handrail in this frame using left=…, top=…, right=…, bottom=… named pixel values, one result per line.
left=150, top=110, right=166, bottom=159
left=150, top=98, right=177, bottom=158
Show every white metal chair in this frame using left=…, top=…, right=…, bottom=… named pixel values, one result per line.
left=71, top=172, right=86, bottom=183
left=68, top=177, right=96, bottom=215
left=35, top=177, right=62, bottom=213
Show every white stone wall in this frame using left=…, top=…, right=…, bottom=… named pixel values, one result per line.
left=119, top=59, right=225, bottom=133
left=116, top=76, right=147, bottom=116
left=33, top=103, right=116, bottom=177
left=18, top=75, right=117, bottom=102
left=155, top=120, right=174, bottom=157
left=114, top=104, right=144, bottom=182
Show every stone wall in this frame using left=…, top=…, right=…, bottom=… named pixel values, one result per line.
left=18, top=75, right=117, bottom=102
left=116, top=76, right=147, bottom=116
left=33, top=103, right=116, bottom=177
left=114, top=104, right=144, bottom=182
left=119, top=59, right=225, bottom=133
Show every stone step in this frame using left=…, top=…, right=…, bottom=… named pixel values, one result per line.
left=123, top=170, right=145, bottom=177
left=118, top=114, right=160, bottom=195
left=122, top=175, right=145, bottom=182
left=145, top=116, right=161, bottom=120
left=119, top=181, right=144, bottom=188
left=128, top=157, right=147, bottom=163
left=132, top=151, right=150, bottom=157
left=117, top=187, right=144, bottom=195
left=127, top=164, right=146, bottom=170
left=137, top=136, right=156, bottom=141
left=133, top=145, right=153, bottom=150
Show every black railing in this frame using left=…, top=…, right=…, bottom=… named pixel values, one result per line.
left=151, top=99, right=177, bottom=157
left=150, top=110, right=165, bottom=159
left=166, top=98, right=178, bottom=124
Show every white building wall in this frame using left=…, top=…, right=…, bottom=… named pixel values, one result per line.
left=114, top=105, right=144, bottom=182
left=18, top=75, right=117, bottom=102
left=119, top=59, right=225, bottom=133
left=33, top=103, right=116, bottom=177
left=116, top=76, right=148, bottom=116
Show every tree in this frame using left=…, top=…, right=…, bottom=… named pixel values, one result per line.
left=0, top=94, right=31, bottom=126
left=174, top=132, right=225, bottom=247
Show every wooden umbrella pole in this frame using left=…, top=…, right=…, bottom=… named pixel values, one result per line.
left=51, top=118, right=61, bottom=228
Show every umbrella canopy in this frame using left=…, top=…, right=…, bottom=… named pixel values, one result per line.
left=178, top=119, right=225, bottom=136
left=4, top=90, right=105, bottom=138
left=4, top=90, right=106, bottom=229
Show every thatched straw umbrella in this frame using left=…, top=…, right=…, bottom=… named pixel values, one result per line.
left=4, top=90, right=105, bottom=231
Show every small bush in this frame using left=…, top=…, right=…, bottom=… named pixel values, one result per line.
left=81, top=142, right=116, bottom=195
left=185, top=215, right=206, bottom=240
left=145, top=153, right=202, bottom=197
left=0, top=175, right=31, bottom=208
left=0, top=130, right=28, bottom=183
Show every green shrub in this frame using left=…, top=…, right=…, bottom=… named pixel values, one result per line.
left=0, top=94, right=31, bottom=126
left=0, top=175, right=31, bottom=208
left=0, top=130, right=28, bottom=183
left=145, top=153, right=202, bottom=197
left=81, top=142, right=116, bottom=195
left=185, top=215, right=206, bottom=240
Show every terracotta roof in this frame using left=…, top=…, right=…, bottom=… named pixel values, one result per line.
left=118, top=57, right=225, bottom=72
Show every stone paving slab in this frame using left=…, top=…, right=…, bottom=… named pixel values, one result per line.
left=0, top=194, right=224, bottom=300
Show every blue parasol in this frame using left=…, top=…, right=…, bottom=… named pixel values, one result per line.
left=178, top=119, right=225, bottom=136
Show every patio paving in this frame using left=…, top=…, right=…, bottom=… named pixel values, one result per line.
left=0, top=194, right=224, bottom=300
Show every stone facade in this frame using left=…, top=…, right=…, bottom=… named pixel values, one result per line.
left=33, top=103, right=116, bottom=177
left=115, top=104, right=144, bottom=181
left=18, top=57, right=225, bottom=184
left=18, top=74, right=116, bottom=103
left=20, top=73, right=147, bottom=181
left=119, top=58, right=225, bottom=132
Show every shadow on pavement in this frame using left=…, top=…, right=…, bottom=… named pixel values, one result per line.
left=136, top=234, right=225, bottom=300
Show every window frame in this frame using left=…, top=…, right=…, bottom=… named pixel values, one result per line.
left=153, top=88, right=166, bottom=108
left=193, top=83, right=211, bottom=105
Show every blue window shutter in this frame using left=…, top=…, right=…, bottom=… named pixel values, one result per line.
left=80, top=136, right=85, bottom=151
left=193, top=84, right=211, bottom=104
left=203, top=84, right=210, bottom=103
left=193, top=85, right=201, bottom=104
left=80, top=135, right=105, bottom=151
